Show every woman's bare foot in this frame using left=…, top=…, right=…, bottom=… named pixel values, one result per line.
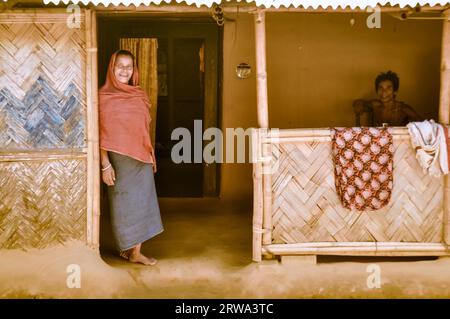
left=128, top=252, right=157, bottom=266
left=120, top=244, right=157, bottom=266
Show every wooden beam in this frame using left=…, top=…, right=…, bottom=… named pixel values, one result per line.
left=439, top=10, right=450, bottom=124
left=253, top=10, right=271, bottom=250
left=3, top=0, right=448, bottom=14
left=263, top=242, right=450, bottom=256
left=0, top=150, right=86, bottom=162
left=258, top=127, right=417, bottom=144
left=91, top=3, right=449, bottom=14
left=252, top=129, right=263, bottom=262
left=86, top=8, right=100, bottom=252
left=85, top=8, right=93, bottom=251
left=262, top=135, right=272, bottom=246
left=91, top=9, right=101, bottom=252
left=439, top=9, right=450, bottom=248
left=254, top=9, right=269, bottom=129
left=0, top=11, right=85, bottom=23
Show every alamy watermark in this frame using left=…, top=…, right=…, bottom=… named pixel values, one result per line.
left=366, top=263, right=382, bottom=289
left=366, top=6, right=382, bottom=29
left=170, top=120, right=280, bottom=174
left=66, top=4, right=81, bottom=29
left=66, top=263, right=81, bottom=289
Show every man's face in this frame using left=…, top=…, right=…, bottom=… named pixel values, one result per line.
left=377, top=80, right=396, bottom=103
left=114, top=55, right=134, bottom=84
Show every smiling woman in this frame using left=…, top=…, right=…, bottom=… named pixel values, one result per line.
left=113, top=51, right=134, bottom=84
left=99, top=50, right=163, bottom=266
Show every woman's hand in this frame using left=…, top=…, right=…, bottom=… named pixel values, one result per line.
left=102, top=165, right=116, bottom=186
left=150, top=148, right=157, bottom=173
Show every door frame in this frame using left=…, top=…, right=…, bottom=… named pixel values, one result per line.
left=96, top=13, right=221, bottom=197
left=86, top=9, right=100, bottom=250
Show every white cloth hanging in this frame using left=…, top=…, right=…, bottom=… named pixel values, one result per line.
left=407, top=120, right=449, bottom=177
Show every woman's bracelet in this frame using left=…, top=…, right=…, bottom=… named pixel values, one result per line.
left=101, top=163, right=112, bottom=171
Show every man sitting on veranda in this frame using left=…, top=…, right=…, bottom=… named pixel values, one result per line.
left=353, top=71, right=422, bottom=126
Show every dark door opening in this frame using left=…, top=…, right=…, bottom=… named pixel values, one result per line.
left=97, top=16, right=221, bottom=198
left=155, top=38, right=204, bottom=197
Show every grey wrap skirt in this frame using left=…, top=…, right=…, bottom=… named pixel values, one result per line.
left=107, top=151, right=164, bottom=251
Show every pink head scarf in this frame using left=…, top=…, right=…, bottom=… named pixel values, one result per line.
left=99, top=51, right=155, bottom=164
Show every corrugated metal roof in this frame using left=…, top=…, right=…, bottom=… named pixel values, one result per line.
left=7, top=0, right=450, bottom=9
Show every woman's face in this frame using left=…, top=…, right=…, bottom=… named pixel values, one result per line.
left=377, top=80, right=396, bottom=103
left=114, top=55, right=134, bottom=84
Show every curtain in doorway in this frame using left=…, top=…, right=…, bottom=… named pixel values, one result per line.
left=119, top=38, right=158, bottom=147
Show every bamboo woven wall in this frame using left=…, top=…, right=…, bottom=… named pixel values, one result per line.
left=0, top=156, right=87, bottom=248
left=0, top=12, right=88, bottom=249
left=0, top=14, right=86, bottom=149
left=265, top=128, right=444, bottom=244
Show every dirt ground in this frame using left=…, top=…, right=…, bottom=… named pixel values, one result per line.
left=1, top=198, right=450, bottom=298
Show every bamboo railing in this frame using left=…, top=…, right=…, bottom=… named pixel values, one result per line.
left=252, top=127, right=450, bottom=260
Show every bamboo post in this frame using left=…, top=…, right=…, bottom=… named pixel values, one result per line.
left=254, top=9, right=269, bottom=129
left=252, top=129, right=263, bottom=262
left=86, top=9, right=100, bottom=251
left=91, top=9, right=100, bottom=251
left=440, top=9, right=450, bottom=248
left=262, top=133, right=273, bottom=247
left=252, top=9, right=271, bottom=259
left=439, top=10, right=450, bottom=125
left=85, top=8, right=93, bottom=249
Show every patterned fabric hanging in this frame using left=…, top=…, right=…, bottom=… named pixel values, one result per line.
left=331, top=127, right=394, bottom=211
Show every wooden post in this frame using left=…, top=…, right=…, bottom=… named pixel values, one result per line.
left=91, top=10, right=100, bottom=251
left=439, top=10, right=450, bottom=124
left=85, top=8, right=93, bottom=249
left=253, top=10, right=271, bottom=254
left=254, top=9, right=269, bottom=129
left=439, top=9, right=450, bottom=248
left=252, top=129, right=263, bottom=262
left=86, top=9, right=100, bottom=251
left=262, top=137, right=273, bottom=247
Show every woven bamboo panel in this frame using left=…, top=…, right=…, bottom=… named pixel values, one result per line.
left=271, top=135, right=444, bottom=244
left=0, top=15, right=86, bottom=149
left=0, top=12, right=89, bottom=250
left=0, top=158, right=87, bottom=249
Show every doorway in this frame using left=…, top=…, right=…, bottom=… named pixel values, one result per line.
left=97, top=16, right=221, bottom=198
left=156, top=37, right=205, bottom=197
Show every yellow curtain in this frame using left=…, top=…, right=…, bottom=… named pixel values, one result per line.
left=119, top=38, right=158, bottom=147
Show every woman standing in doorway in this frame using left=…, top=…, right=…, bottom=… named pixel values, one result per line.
left=99, top=50, right=163, bottom=266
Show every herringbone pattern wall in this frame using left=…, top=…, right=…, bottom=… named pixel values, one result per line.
left=271, top=137, right=444, bottom=244
left=0, top=159, right=87, bottom=249
left=0, top=21, right=86, bottom=149
left=0, top=13, right=88, bottom=249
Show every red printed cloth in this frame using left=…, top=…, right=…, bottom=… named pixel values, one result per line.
left=331, top=127, right=394, bottom=211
